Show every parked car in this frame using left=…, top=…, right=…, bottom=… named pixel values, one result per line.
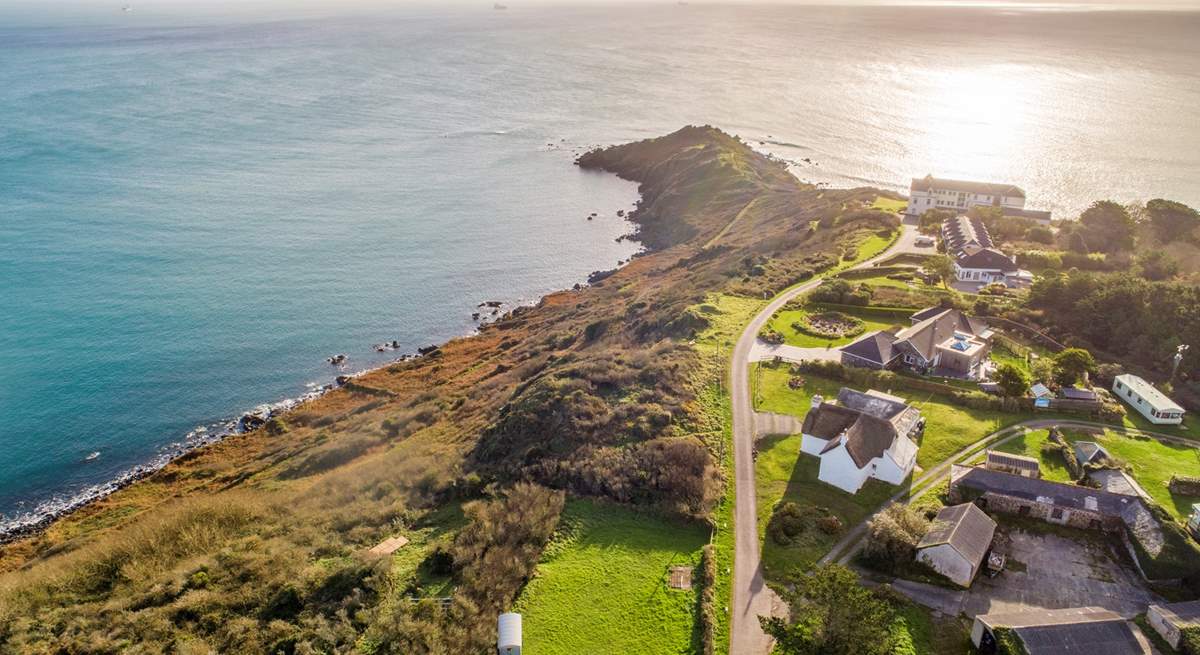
left=915, top=235, right=936, bottom=247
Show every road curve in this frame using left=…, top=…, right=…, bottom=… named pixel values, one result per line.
left=728, top=217, right=922, bottom=654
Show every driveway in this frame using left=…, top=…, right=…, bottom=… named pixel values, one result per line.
left=728, top=219, right=921, bottom=654
left=887, top=214, right=937, bottom=257
left=748, top=340, right=842, bottom=364
left=893, top=526, right=1160, bottom=620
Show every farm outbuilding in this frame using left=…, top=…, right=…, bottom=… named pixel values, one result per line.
left=915, top=502, right=997, bottom=588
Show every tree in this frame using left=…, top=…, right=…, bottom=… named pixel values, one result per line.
left=1137, top=249, right=1180, bottom=281
left=863, top=503, right=929, bottom=569
left=994, top=362, right=1031, bottom=397
left=1145, top=198, right=1200, bottom=243
left=918, top=208, right=954, bottom=235
left=760, top=564, right=897, bottom=655
left=1078, top=200, right=1136, bottom=253
left=926, top=254, right=955, bottom=289
left=1053, top=348, right=1096, bottom=387
left=1030, top=356, right=1056, bottom=385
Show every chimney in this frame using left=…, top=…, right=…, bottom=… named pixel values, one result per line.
left=811, top=394, right=824, bottom=411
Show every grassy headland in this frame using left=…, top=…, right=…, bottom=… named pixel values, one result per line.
left=0, top=126, right=900, bottom=654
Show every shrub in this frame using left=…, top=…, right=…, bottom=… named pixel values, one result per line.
left=767, top=502, right=810, bottom=546
left=810, top=279, right=873, bottom=306
left=816, top=515, right=844, bottom=535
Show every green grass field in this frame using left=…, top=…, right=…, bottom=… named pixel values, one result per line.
left=513, top=499, right=709, bottom=655
left=1120, top=409, right=1200, bottom=442
left=752, top=364, right=1021, bottom=469
left=765, top=307, right=904, bottom=348
left=997, top=428, right=1200, bottom=520
left=693, top=293, right=765, bottom=356
left=844, top=232, right=898, bottom=269
left=871, top=196, right=908, bottom=214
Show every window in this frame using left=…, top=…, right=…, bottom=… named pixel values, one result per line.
left=1115, top=381, right=1123, bottom=390
left=1051, top=507, right=1064, bottom=520
left=1018, top=505, right=1031, bottom=517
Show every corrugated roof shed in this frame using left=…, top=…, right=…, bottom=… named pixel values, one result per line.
left=986, top=450, right=1040, bottom=473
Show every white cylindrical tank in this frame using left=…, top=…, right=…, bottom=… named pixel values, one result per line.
left=497, top=612, right=522, bottom=655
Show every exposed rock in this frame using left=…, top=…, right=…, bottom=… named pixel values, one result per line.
left=417, top=345, right=440, bottom=356
left=327, top=354, right=347, bottom=365
left=478, top=300, right=503, bottom=308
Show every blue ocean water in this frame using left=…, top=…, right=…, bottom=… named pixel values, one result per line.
left=2, top=3, right=1198, bottom=529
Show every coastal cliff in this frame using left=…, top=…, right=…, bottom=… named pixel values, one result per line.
left=0, top=126, right=897, bottom=653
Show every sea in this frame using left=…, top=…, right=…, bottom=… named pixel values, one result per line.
left=2, top=2, right=1198, bottom=533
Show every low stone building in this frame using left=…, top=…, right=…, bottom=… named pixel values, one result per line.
left=915, top=502, right=996, bottom=587
left=1146, top=600, right=1200, bottom=650
left=948, top=465, right=1168, bottom=577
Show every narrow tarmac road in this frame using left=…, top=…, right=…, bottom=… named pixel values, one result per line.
left=728, top=215, right=922, bottom=654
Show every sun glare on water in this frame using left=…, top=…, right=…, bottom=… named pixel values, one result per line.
left=910, top=64, right=1045, bottom=181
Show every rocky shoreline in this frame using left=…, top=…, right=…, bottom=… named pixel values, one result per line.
left=0, top=211, right=644, bottom=546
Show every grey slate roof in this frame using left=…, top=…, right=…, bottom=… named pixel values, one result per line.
left=1151, top=600, right=1200, bottom=628
left=1074, top=441, right=1110, bottom=465
left=955, top=247, right=1018, bottom=273
left=943, top=215, right=994, bottom=254
left=950, top=465, right=1141, bottom=517
left=917, top=502, right=996, bottom=567
left=977, top=607, right=1148, bottom=655
left=838, top=330, right=899, bottom=367
left=803, top=388, right=921, bottom=469
left=911, top=176, right=1026, bottom=198
left=1062, top=387, right=1099, bottom=401
left=890, top=308, right=988, bottom=363
left=909, top=306, right=946, bottom=322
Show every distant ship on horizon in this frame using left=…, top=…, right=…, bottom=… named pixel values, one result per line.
left=494, top=3, right=507, bottom=10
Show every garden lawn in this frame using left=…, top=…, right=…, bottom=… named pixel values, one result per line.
left=1001, top=428, right=1200, bottom=520
left=513, top=499, right=709, bottom=655
left=765, top=307, right=905, bottom=348
left=992, top=429, right=1074, bottom=483
left=756, top=434, right=899, bottom=580
left=751, top=364, right=1023, bottom=469
left=1120, top=410, right=1200, bottom=442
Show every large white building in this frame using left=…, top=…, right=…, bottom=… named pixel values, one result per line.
left=906, top=175, right=1027, bottom=217
left=799, top=388, right=923, bottom=494
left=1113, top=374, right=1186, bottom=425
